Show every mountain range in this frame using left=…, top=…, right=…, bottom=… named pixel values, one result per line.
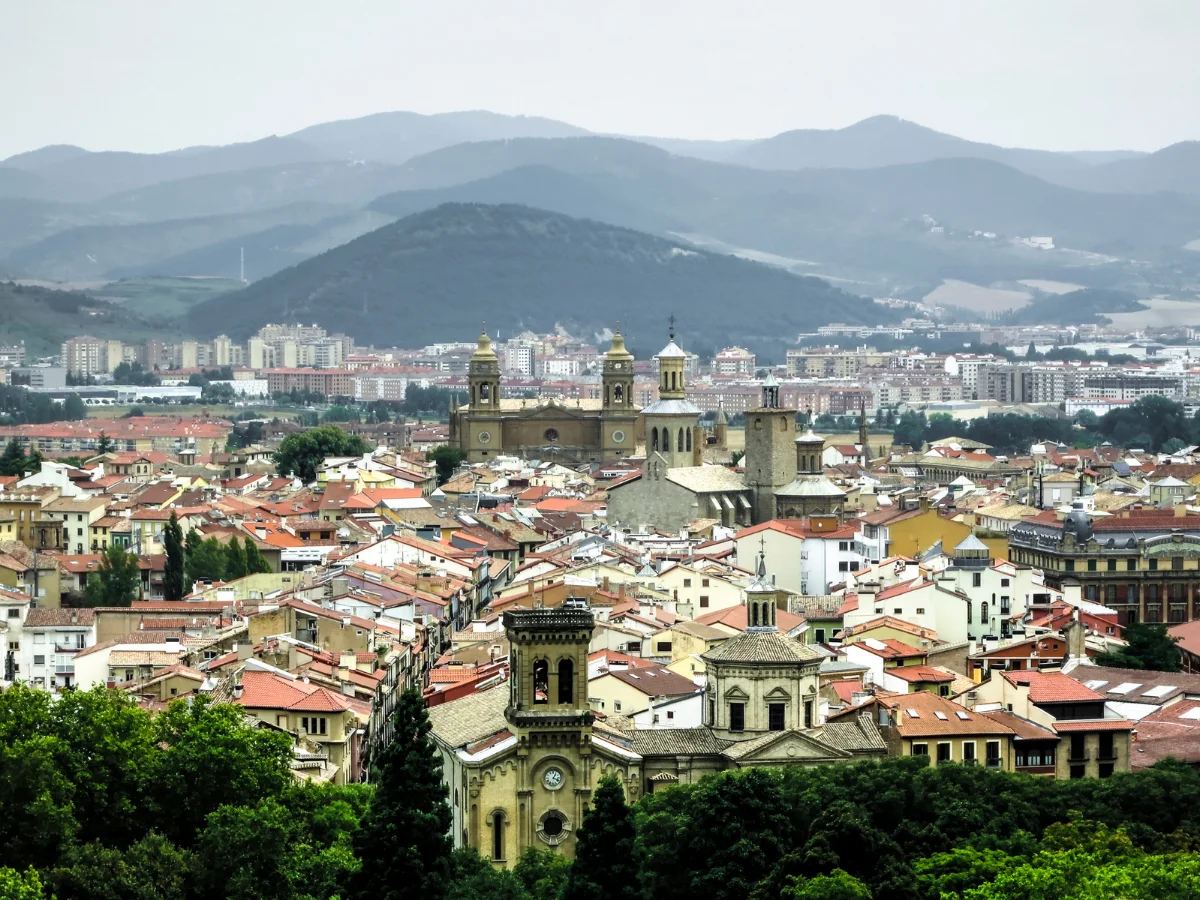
left=2, top=110, right=1200, bottom=349
left=183, top=203, right=885, bottom=359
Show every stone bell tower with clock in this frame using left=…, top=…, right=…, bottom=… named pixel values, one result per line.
left=600, top=328, right=638, bottom=459
left=503, top=606, right=618, bottom=857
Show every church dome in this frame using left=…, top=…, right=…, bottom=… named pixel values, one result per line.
left=606, top=330, right=633, bottom=360
left=657, top=339, right=688, bottom=359
left=794, top=425, right=825, bottom=447
left=472, top=330, right=498, bottom=361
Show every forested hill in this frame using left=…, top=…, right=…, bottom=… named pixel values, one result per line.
left=184, top=203, right=891, bottom=357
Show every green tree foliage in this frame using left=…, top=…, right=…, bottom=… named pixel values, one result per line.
left=97, top=432, right=114, bottom=454
left=782, top=869, right=874, bottom=900
left=350, top=688, right=453, bottom=900
left=82, top=544, right=142, bottom=608
left=426, top=445, right=466, bottom=486
left=0, top=438, right=42, bottom=477
left=893, top=396, right=1200, bottom=454
left=152, top=696, right=293, bottom=845
left=162, top=513, right=185, bottom=602
left=563, top=775, right=640, bottom=900
left=1094, top=622, right=1182, bottom=672
left=322, top=404, right=361, bottom=424
left=0, top=383, right=87, bottom=426
left=243, top=536, right=272, bottom=575
left=183, top=536, right=227, bottom=585
left=275, top=425, right=370, bottom=483
left=446, top=848, right=530, bottom=900
left=224, top=537, right=247, bottom=580
left=512, top=847, right=570, bottom=899
left=112, top=361, right=160, bottom=386
left=0, top=867, right=50, bottom=900
left=62, top=393, right=88, bottom=421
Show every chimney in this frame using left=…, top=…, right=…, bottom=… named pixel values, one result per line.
left=232, top=682, right=243, bottom=699
left=619, top=582, right=626, bottom=600
left=236, top=642, right=251, bottom=661
left=602, top=576, right=610, bottom=593
left=964, top=690, right=977, bottom=711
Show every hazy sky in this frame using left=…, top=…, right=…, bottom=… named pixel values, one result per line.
left=2, top=1, right=1198, bottom=158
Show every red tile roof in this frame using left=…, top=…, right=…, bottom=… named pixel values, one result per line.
left=1003, top=671, right=1106, bottom=703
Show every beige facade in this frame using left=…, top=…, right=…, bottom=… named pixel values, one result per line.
left=451, top=332, right=639, bottom=464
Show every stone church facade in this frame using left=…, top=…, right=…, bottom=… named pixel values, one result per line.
left=450, top=330, right=640, bottom=464
left=428, top=603, right=885, bottom=867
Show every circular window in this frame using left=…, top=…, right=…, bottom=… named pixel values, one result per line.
left=544, top=428, right=559, bottom=443
left=536, top=809, right=571, bottom=846
left=477, top=430, right=491, bottom=444
left=611, top=430, right=626, bottom=443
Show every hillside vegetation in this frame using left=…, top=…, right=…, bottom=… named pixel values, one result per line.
left=0, top=281, right=180, bottom=357
left=185, top=203, right=888, bottom=356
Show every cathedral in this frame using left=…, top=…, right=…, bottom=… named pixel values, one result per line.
left=427, top=596, right=885, bottom=866
left=608, top=331, right=846, bottom=531
left=449, top=330, right=640, bottom=464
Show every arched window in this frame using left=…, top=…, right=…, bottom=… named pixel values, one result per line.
left=652, top=428, right=659, bottom=451
left=604, top=386, right=610, bottom=406
left=678, top=428, right=685, bottom=453
left=491, top=810, right=505, bottom=861
left=686, top=428, right=692, bottom=451
left=671, top=371, right=677, bottom=391
left=751, top=603, right=759, bottom=627
left=663, top=429, right=671, bottom=452
left=533, top=659, right=548, bottom=704
left=557, top=659, right=574, bottom=705
left=480, top=382, right=490, bottom=402
left=614, top=384, right=623, bottom=402
left=980, top=602, right=989, bottom=625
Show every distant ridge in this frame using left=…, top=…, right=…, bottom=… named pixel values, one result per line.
left=184, top=203, right=891, bottom=355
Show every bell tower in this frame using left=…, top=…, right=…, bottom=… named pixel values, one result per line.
left=640, top=319, right=701, bottom=469
left=503, top=606, right=597, bottom=856
left=464, top=327, right=503, bottom=461
left=600, top=328, right=638, bottom=459
left=743, top=370, right=797, bottom=524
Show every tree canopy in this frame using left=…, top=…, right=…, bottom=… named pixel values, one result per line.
left=274, top=425, right=370, bottom=483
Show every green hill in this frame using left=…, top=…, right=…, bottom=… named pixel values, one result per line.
left=0, top=281, right=181, bottom=358
left=184, top=203, right=890, bottom=357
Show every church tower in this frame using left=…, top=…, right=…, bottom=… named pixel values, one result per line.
left=775, top=425, right=846, bottom=520
left=600, top=329, right=638, bottom=459
left=640, top=323, right=701, bottom=469
left=463, top=329, right=503, bottom=461
left=743, top=371, right=797, bottom=524
left=503, top=607, right=601, bottom=855
left=858, top=400, right=870, bottom=465
left=713, top=402, right=728, bottom=449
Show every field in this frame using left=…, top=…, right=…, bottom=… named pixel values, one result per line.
left=84, top=275, right=242, bottom=321
left=1105, top=296, right=1200, bottom=329
left=923, top=278, right=1032, bottom=313
left=84, top=403, right=304, bottom=421
left=1017, top=279, right=1085, bottom=294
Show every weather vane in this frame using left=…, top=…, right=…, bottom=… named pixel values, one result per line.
left=668, top=314, right=676, bottom=341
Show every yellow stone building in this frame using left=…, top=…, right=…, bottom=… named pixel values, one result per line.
left=429, top=595, right=886, bottom=867
left=450, top=331, right=640, bottom=464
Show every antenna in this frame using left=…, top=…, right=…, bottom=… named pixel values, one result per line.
left=239, top=247, right=247, bottom=284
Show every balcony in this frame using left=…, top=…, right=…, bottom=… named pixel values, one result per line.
left=1067, top=753, right=1090, bottom=765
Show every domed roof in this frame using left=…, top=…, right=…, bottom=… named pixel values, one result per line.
left=795, top=425, right=825, bottom=445
left=472, top=330, right=497, bottom=360
left=606, top=330, right=633, bottom=360
left=1062, top=500, right=1094, bottom=542
left=762, top=370, right=779, bottom=388
left=657, top=339, right=688, bottom=359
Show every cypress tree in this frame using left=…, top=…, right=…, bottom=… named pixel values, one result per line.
left=224, top=538, right=247, bottom=580
left=562, top=775, right=641, bottom=900
left=163, top=513, right=185, bottom=601
left=243, top=537, right=271, bottom=575
left=351, top=689, right=453, bottom=900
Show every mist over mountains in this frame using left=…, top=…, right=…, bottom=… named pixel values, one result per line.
left=3, top=109, right=1200, bottom=352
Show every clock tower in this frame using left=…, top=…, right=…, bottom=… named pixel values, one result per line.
left=503, top=606, right=598, bottom=854
left=600, top=329, right=638, bottom=459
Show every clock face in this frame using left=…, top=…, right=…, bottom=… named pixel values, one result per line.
left=477, top=430, right=491, bottom=444
left=543, top=767, right=564, bottom=790
left=611, top=430, right=626, bottom=443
